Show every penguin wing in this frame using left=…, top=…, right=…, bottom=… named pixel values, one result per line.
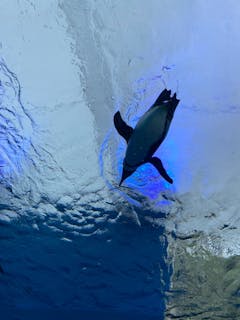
left=114, top=111, right=133, bottom=143
left=148, top=157, right=173, bottom=184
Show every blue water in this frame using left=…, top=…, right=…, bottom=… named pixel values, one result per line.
left=0, top=216, right=170, bottom=319
left=1, top=310, right=163, bottom=320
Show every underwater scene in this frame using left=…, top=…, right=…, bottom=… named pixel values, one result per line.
left=0, top=1, right=240, bottom=319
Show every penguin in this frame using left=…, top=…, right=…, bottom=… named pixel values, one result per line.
left=114, top=89, right=180, bottom=186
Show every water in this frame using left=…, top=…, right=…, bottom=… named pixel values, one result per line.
left=0, top=214, right=170, bottom=319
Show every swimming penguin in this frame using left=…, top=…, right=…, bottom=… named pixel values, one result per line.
left=114, top=89, right=180, bottom=186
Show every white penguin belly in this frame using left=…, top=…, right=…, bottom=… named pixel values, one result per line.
left=125, top=107, right=167, bottom=167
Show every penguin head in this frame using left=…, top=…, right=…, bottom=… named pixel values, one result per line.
left=119, top=167, right=135, bottom=186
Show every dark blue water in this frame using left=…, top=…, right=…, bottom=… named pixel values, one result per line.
left=0, top=215, right=170, bottom=319
left=1, top=310, right=163, bottom=320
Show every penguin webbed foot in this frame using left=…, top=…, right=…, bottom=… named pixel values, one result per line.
left=159, top=88, right=171, bottom=101
left=171, top=92, right=180, bottom=108
left=154, top=89, right=172, bottom=105
left=148, top=157, right=173, bottom=184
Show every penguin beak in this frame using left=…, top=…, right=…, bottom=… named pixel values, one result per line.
left=119, top=169, right=133, bottom=186
left=119, top=172, right=126, bottom=186
left=119, top=178, right=124, bottom=187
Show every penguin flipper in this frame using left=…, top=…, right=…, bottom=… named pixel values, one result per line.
left=148, top=157, right=173, bottom=184
left=114, top=111, right=133, bottom=143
